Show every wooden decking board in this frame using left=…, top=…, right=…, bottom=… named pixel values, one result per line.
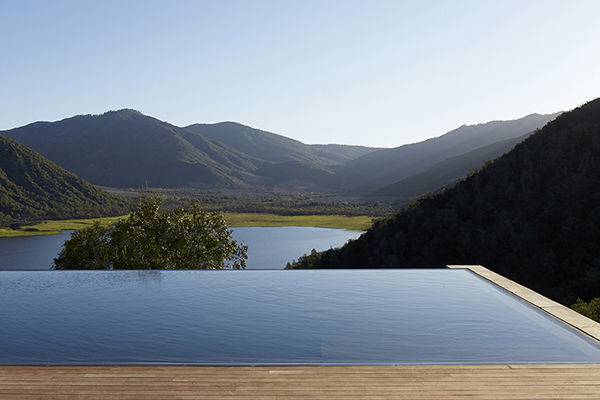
left=2, top=365, right=600, bottom=399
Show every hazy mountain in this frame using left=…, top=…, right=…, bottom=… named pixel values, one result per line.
left=287, top=98, right=600, bottom=304
left=184, top=122, right=378, bottom=164
left=0, top=136, right=130, bottom=227
left=370, top=133, right=530, bottom=199
left=1, top=109, right=559, bottom=194
left=255, top=161, right=341, bottom=191
left=340, top=112, right=562, bottom=191
left=1, top=110, right=268, bottom=189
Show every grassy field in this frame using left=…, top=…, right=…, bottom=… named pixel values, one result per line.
left=223, top=213, right=373, bottom=230
left=0, top=215, right=128, bottom=237
left=0, top=213, right=373, bottom=237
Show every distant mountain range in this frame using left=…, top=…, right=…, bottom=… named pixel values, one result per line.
left=340, top=112, right=561, bottom=194
left=0, top=136, right=130, bottom=227
left=370, top=133, right=531, bottom=197
left=0, top=109, right=559, bottom=197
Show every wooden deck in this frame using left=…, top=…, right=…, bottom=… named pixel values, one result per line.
left=2, top=364, right=600, bottom=399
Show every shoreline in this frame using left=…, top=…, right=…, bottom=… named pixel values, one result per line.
left=0, top=213, right=372, bottom=238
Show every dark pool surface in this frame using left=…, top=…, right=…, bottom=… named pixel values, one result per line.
left=1, top=269, right=600, bottom=365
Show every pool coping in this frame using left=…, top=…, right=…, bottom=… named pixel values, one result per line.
left=448, top=265, right=600, bottom=342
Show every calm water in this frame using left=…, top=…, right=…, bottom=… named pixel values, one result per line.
left=2, top=269, right=600, bottom=365
left=0, top=226, right=363, bottom=270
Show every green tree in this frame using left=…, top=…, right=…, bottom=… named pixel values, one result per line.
left=571, top=298, right=600, bottom=322
left=52, top=221, right=112, bottom=269
left=53, top=192, right=247, bottom=270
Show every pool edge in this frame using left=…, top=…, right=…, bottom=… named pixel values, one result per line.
left=447, top=265, right=600, bottom=342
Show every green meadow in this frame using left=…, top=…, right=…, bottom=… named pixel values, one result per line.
left=0, top=213, right=372, bottom=237
left=0, top=215, right=129, bottom=237
left=223, top=213, right=372, bottom=231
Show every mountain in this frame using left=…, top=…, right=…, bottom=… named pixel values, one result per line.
left=1, top=110, right=268, bottom=189
left=1, top=109, right=558, bottom=193
left=254, top=161, right=340, bottom=192
left=370, top=133, right=530, bottom=199
left=340, top=112, right=561, bottom=192
left=286, top=98, right=600, bottom=305
left=0, top=136, right=130, bottom=227
left=184, top=122, right=378, bottom=165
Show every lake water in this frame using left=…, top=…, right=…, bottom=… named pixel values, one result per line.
left=2, top=269, right=600, bottom=365
left=0, top=226, right=363, bottom=270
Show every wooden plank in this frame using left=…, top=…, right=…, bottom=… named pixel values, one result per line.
left=1, top=365, right=600, bottom=400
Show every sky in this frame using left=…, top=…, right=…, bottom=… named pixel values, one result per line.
left=2, top=1, right=600, bottom=148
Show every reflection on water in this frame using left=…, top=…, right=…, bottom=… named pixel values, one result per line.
left=2, top=269, right=600, bottom=365
left=0, top=226, right=363, bottom=270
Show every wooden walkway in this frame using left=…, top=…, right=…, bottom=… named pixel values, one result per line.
left=1, top=364, right=600, bottom=399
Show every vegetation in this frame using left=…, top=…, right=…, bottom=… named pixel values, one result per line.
left=1, top=189, right=389, bottom=237
left=144, top=189, right=398, bottom=217
left=0, top=215, right=127, bottom=237
left=53, top=192, right=247, bottom=270
left=0, top=212, right=369, bottom=237
left=0, top=136, right=130, bottom=228
left=287, top=98, right=600, bottom=306
left=571, top=298, right=600, bottom=322
left=223, top=213, right=372, bottom=230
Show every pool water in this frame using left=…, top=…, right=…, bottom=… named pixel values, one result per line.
left=1, top=269, right=600, bottom=365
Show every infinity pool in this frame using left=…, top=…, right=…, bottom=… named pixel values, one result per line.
left=1, top=269, right=600, bottom=365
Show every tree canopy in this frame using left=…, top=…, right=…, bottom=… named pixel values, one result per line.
left=53, top=192, right=247, bottom=270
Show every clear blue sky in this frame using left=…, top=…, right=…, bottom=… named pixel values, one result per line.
left=2, top=0, right=600, bottom=148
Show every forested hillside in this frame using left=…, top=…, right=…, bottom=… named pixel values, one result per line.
left=0, top=136, right=130, bottom=227
left=287, top=99, right=600, bottom=305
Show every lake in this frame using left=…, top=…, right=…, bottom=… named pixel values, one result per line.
left=0, top=226, right=363, bottom=270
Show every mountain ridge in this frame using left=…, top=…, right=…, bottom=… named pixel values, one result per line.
left=370, top=133, right=531, bottom=199
left=1, top=109, right=559, bottom=194
left=1, top=110, right=266, bottom=188
left=184, top=121, right=379, bottom=165
left=339, top=112, right=562, bottom=191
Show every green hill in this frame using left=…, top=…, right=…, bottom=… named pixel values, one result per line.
left=0, top=136, right=130, bottom=227
left=287, top=99, right=600, bottom=305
